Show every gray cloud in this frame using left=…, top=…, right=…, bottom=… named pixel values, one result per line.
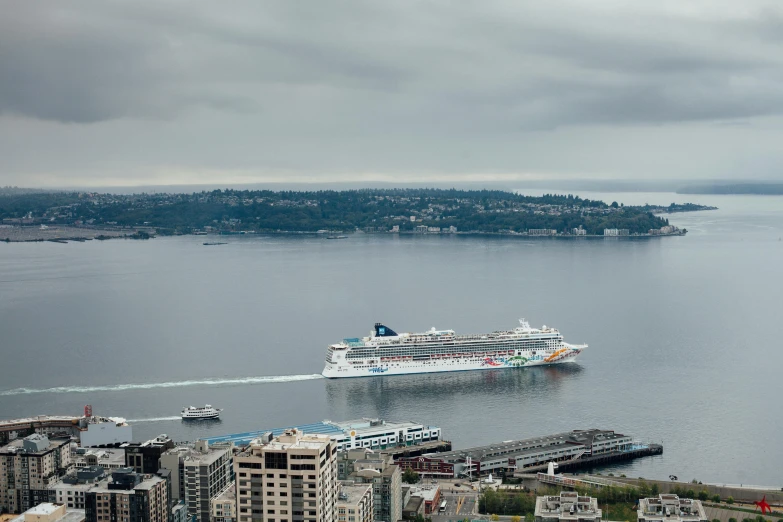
left=2, top=0, right=783, bottom=185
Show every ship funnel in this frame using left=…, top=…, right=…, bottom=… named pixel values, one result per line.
left=374, top=323, right=398, bottom=337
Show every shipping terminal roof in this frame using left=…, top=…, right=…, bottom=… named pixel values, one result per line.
left=201, top=422, right=345, bottom=445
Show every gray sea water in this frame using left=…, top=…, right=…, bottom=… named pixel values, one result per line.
left=1, top=191, right=782, bottom=486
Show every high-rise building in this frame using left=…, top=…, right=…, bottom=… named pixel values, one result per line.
left=123, top=435, right=174, bottom=475
left=159, top=440, right=233, bottom=522
left=336, top=450, right=401, bottom=522
left=0, top=434, right=72, bottom=513
left=336, top=484, right=372, bottom=522
left=83, top=468, right=168, bottom=522
left=233, top=429, right=338, bottom=522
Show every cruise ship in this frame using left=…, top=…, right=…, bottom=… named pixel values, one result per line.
left=322, top=319, right=586, bottom=378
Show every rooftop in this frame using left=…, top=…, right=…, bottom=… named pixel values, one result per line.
left=164, top=441, right=231, bottom=466
left=535, top=492, right=601, bottom=518
left=263, top=430, right=332, bottom=451
left=638, top=495, right=707, bottom=520
left=9, top=504, right=86, bottom=522
left=409, top=485, right=439, bottom=502
left=337, top=483, right=372, bottom=505
left=74, top=448, right=126, bottom=466
left=0, top=436, right=69, bottom=455
left=88, top=473, right=165, bottom=494
left=26, top=504, right=61, bottom=516
left=202, top=418, right=437, bottom=446
left=431, top=429, right=629, bottom=462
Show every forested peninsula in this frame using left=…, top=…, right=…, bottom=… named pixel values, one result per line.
left=0, top=188, right=715, bottom=237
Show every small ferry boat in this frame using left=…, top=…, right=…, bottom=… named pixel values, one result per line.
left=181, top=405, right=222, bottom=420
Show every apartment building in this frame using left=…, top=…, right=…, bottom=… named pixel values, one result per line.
left=83, top=468, right=168, bottom=522
left=233, top=429, right=338, bottom=522
left=336, top=484, right=372, bottom=522
left=0, top=434, right=72, bottom=513
left=338, top=450, right=401, bottom=522
left=159, top=440, right=233, bottom=522
left=123, top=436, right=174, bottom=475
left=51, top=466, right=107, bottom=509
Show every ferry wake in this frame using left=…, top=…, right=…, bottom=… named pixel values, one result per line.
left=322, top=319, right=586, bottom=378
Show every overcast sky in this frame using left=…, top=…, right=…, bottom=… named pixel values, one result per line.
left=2, top=0, right=783, bottom=187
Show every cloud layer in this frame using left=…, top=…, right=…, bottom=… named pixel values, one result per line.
left=2, top=0, right=783, bottom=186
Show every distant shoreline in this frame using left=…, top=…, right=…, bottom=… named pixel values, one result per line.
left=1, top=226, right=688, bottom=243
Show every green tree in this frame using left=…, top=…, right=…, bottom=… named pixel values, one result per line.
left=727, top=497, right=735, bottom=505
left=525, top=514, right=535, bottom=522
left=402, top=468, right=420, bottom=484
left=698, top=491, right=710, bottom=501
left=491, top=515, right=500, bottom=521
left=728, top=518, right=737, bottom=522
left=511, top=516, right=522, bottom=522
left=712, top=495, right=721, bottom=503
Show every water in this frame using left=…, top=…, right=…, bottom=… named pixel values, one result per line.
left=1, top=191, right=782, bottom=486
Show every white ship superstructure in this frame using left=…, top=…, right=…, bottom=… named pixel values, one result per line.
left=322, top=319, right=586, bottom=378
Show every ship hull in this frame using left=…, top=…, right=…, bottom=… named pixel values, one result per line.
left=181, top=413, right=220, bottom=420
left=322, top=346, right=584, bottom=379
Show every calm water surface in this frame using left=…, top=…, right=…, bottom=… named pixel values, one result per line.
left=1, top=191, right=781, bottom=486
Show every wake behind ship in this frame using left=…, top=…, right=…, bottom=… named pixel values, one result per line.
left=322, top=319, right=586, bottom=378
